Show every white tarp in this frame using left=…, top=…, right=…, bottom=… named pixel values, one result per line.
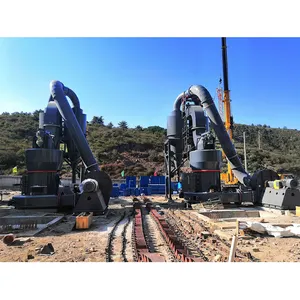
left=245, top=222, right=300, bottom=238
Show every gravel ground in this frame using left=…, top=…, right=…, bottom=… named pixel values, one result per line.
left=1, top=192, right=300, bottom=262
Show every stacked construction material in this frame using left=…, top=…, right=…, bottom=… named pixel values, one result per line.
left=111, top=176, right=179, bottom=197
left=111, top=176, right=180, bottom=197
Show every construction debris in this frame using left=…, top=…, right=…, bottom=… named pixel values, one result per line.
left=245, top=222, right=300, bottom=238
left=214, top=254, right=222, bottom=262
left=3, top=234, right=15, bottom=245
left=38, top=243, right=55, bottom=256
left=201, top=231, right=211, bottom=239
left=228, top=234, right=238, bottom=262
left=27, top=250, right=34, bottom=260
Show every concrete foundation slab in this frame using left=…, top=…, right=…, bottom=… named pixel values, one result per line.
left=199, top=210, right=260, bottom=220
left=0, top=214, right=64, bottom=237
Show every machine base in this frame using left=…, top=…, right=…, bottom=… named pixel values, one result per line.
left=183, top=189, right=255, bottom=205
left=9, top=194, right=76, bottom=211
left=9, top=195, right=59, bottom=209
left=73, top=190, right=108, bottom=215
left=261, top=187, right=300, bottom=210
left=184, top=191, right=241, bottom=204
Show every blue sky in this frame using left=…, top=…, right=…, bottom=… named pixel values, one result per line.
left=0, top=37, right=300, bottom=129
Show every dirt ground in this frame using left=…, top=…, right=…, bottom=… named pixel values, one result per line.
left=0, top=196, right=134, bottom=262
left=1, top=192, right=300, bottom=262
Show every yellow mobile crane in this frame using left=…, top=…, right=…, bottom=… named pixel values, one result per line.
left=219, top=37, right=239, bottom=186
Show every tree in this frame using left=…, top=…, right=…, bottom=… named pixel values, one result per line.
left=106, top=122, right=114, bottom=129
left=145, top=126, right=165, bottom=134
left=91, top=116, right=104, bottom=126
left=118, top=121, right=128, bottom=129
left=111, top=149, right=119, bottom=160
left=32, top=109, right=44, bottom=121
left=135, top=125, right=143, bottom=131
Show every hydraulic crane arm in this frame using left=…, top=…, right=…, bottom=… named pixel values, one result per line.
left=221, top=37, right=236, bottom=184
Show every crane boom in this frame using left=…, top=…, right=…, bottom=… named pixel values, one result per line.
left=221, top=37, right=238, bottom=185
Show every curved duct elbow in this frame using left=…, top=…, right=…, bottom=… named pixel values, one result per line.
left=63, top=86, right=80, bottom=108
left=50, top=80, right=99, bottom=172
left=49, top=86, right=80, bottom=109
left=173, top=91, right=200, bottom=111
left=186, top=84, right=251, bottom=186
left=173, top=92, right=185, bottom=111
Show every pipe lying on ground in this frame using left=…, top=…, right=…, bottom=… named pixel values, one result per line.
left=3, top=233, right=15, bottom=245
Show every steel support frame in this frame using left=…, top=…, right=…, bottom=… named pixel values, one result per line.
left=164, top=138, right=184, bottom=201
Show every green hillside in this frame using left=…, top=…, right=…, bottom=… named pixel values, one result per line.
left=1, top=111, right=300, bottom=178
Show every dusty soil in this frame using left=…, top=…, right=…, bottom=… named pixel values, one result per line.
left=0, top=196, right=134, bottom=262
left=188, top=210, right=300, bottom=262
left=110, top=212, right=135, bottom=262
left=1, top=192, right=300, bottom=262
left=238, top=235, right=300, bottom=262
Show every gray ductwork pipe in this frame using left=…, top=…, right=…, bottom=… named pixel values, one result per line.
left=48, top=86, right=80, bottom=109
left=173, top=92, right=186, bottom=110
left=49, top=80, right=99, bottom=172
left=173, top=92, right=201, bottom=111
left=185, top=84, right=251, bottom=186
left=63, top=86, right=80, bottom=108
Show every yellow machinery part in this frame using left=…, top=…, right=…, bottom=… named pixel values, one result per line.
left=273, top=180, right=283, bottom=190
left=221, top=90, right=238, bottom=185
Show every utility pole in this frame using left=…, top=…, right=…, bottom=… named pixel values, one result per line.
left=258, top=131, right=261, bottom=150
left=243, top=132, right=247, bottom=172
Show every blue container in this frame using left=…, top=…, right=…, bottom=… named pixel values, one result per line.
left=171, top=182, right=178, bottom=191
left=120, top=183, right=127, bottom=191
left=148, top=184, right=165, bottom=194
left=135, top=188, right=140, bottom=196
left=110, top=186, right=120, bottom=197
left=149, top=176, right=157, bottom=184
left=126, top=176, right=136, bottom=188
left=113, top=183, right=119, bottom=187
left=119, top=190, right=124, bottom=196
left=140, top=176, right=150, bottom=187
left=147, top=187, right=152, bottom=195
left=124, top=188, right=130, bottom=196
left=159, top=176, right=166, bottom=184
left=140, top=187, right=152, bottom=195
left=140, top=187, right=147, bottom=195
